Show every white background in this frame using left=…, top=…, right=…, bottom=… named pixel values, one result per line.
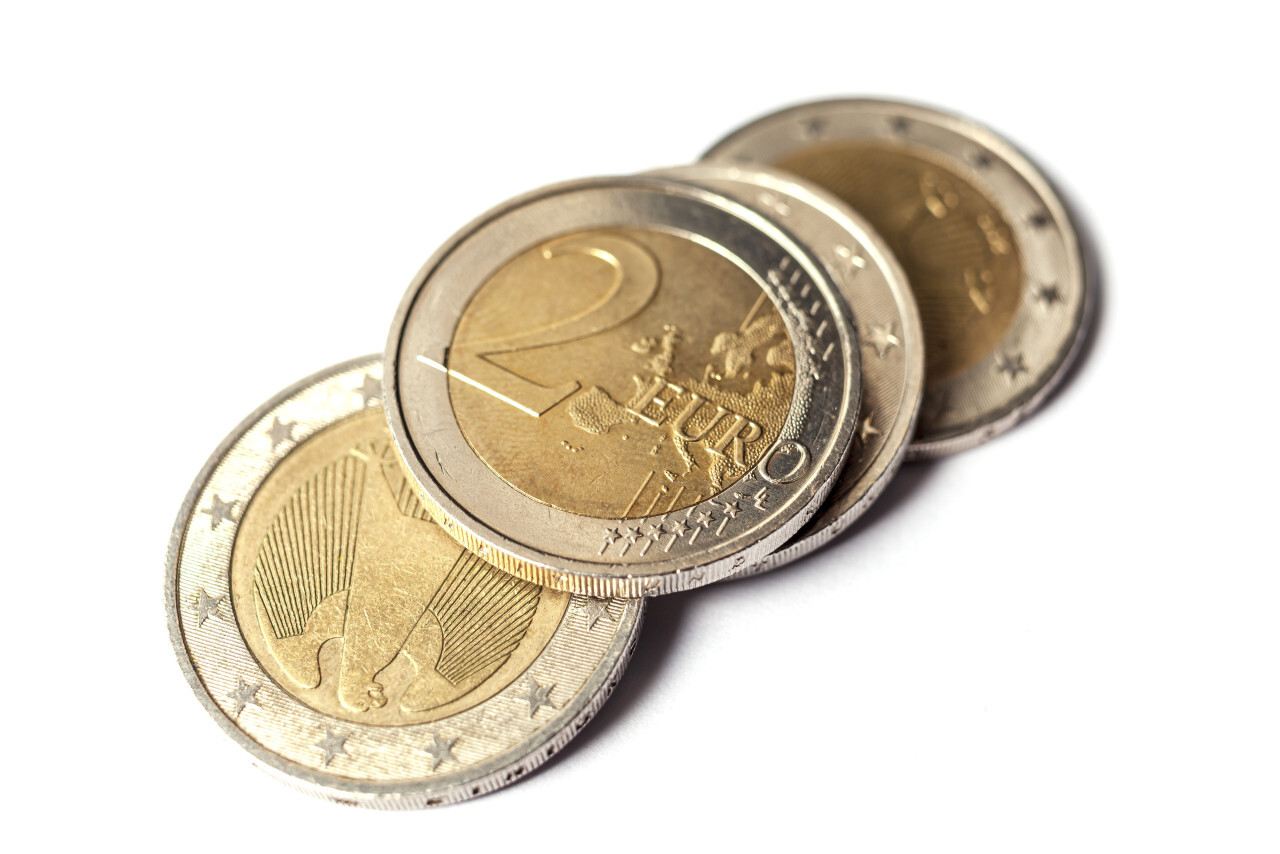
left=3, top=2, right=1276, bottom=851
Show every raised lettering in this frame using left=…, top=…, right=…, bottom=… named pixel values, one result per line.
left=760, top=440, right=810, bottom=484
left=671, top=394, right=730, bottom=442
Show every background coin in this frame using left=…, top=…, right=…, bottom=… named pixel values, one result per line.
left=167, top=356, right=643, bottom=808
left=385, top=176, right=861, bottom=596
left=648, top=164, right=923, bottom=574
left=705, top=98, right=1094, bottom=458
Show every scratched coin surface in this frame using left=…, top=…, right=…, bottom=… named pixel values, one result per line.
left=649, top=164, right=923, bottom=573
left=705, top=99, right=1093, bottom=457
left=385, top=176, right=860, bottom=596
left=166, top=357, right=643, bottom=808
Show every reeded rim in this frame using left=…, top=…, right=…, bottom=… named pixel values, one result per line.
left=165, top=355, right=645, bottom=808
left=704, top=97, right=1094, bottom=459
left=646, top=164, right=925, bottom=574
left=384, top=176, right=861, bottom=596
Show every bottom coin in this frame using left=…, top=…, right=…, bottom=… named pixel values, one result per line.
left=165, top=356, right=644, bottom=808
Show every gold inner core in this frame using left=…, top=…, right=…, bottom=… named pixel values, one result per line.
left=775, top=142, right=1022, bottom=381
left=232, top=409, right=569, bottom=726
left=449, top=227, right=795, bottom=519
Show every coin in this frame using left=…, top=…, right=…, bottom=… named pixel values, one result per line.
left=166, top=356, right=643, bottom=808
left=704, top=98, right=1093, bottom=458
left=385, top=176, right=861, bottom=596
left=648, top=164, right=923, bottom=574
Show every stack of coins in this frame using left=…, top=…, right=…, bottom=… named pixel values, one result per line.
left=166, top=98, right=1094, bottom=808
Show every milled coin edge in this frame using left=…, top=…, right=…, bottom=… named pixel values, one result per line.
left=383, top=176, right=861, bottom=597
left=650, top=165, right=926, bottom=574
left=704, top=97, right=1095, bottom=459
left=164, top=355, right=646, bottom=807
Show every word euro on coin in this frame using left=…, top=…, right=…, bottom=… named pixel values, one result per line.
left=166, top=357, right=642, bottom=808
left=649, top=164, right=923, bottom=574
left=385, top=177, right=861, bottom=596
left=705, top=98, right=1093, bottom=458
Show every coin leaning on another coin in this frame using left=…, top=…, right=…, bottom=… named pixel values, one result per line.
left=647, top=164, right=923, bottom=575
left=166, top=356, right=643, bottom=808
left=385, top=176, right=862, bottom=596
left=704, top=98, right=1094, bottom=459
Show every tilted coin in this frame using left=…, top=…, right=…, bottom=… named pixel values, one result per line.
left=705, top=98, right=1094, bottom=458
left=385, top=176, right=861, bottom=596
left=648, top=164, right=923, bottom=574
left=166, top=356, right=643, bottom=808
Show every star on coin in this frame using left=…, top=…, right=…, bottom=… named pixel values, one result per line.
left=266, top=416, right=296, bottom=450
left=601, top=527, right=622, bottom=548
left=642, top=523, right=664, bottom=542
left=800, top=117, right=826, bottom=139
left=923, top=390, right=953, bottom=422
left=864, top=323, right=901, bottom=358
left=665, top=518, right=690, bottom=539
left=518, top=676, right=556, bottom=718
left=758, top=191, right=791, bottom=217
left=693, top=510, right=715, bottom=529
left=421, top=733, right=458, bottom=771
left=357, top=373, right=381, bottom=407
left=575, top=597, right=615, bottom=630
left=971, top=151, right=993, bottom=169
left=834, top=244, right=867, bottom=273
left=201, top=494, right=238, bottom=531
left=195, top=588, right=225, bottom=626
left=859, top=412, right=883, bottom=444
left=314, top=729, right=348, bottom=766
left=622, top=526, right=642, bottom=545
left=1027, top=211, right=1050, bottom=229
left=995, top=352, right=1028, bottom=381
left=890, top=116, right=910, bottom=134
left=717, top=499, right=741, bottom=520
left=1035, top=283, right=1064, bottom=308
left=226, top=678, right=261, bottom=717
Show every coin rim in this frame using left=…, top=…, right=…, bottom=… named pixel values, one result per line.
left=164, top=355, right=645, bottom=808
left=383, top=176, right=861, bottom=596
left=703, top=97, right=1095, bottom=459
left=647, top=164, right=924, bottom=574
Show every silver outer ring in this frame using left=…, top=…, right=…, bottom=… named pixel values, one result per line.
left=384, top=176, right=861, bottom=597
left=165, top=356, right=645, bottom=808
left=646, top=164, right=924, bottom=574
left=704, top=97, right=1095, bottom=459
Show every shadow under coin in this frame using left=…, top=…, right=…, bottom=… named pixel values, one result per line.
left=725, top=456, right=941, bottom=589
left=514, top=590, right=689, bottom=787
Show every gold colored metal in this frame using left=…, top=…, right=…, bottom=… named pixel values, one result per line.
left=232, top=409, right=569, bottom=726
left=167, top=358, right=643, bottom=807
left=645, top=164, right=924, bottom=574
left=774, top=143, right=1021, bottom=382
left=447, top=228, right=794, bottom=518
left=705, top=99, right=1093, bottom=458
left=386, top=177, right=860, bottom=596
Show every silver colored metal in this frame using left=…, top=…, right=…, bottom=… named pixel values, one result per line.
left=648, top=164, right=923, bottom=573
left=165, top=356, right=644, bottom=808
left=705, top=98, right=1094, bottom=458
left=385, top=176, right=862, bottom=597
